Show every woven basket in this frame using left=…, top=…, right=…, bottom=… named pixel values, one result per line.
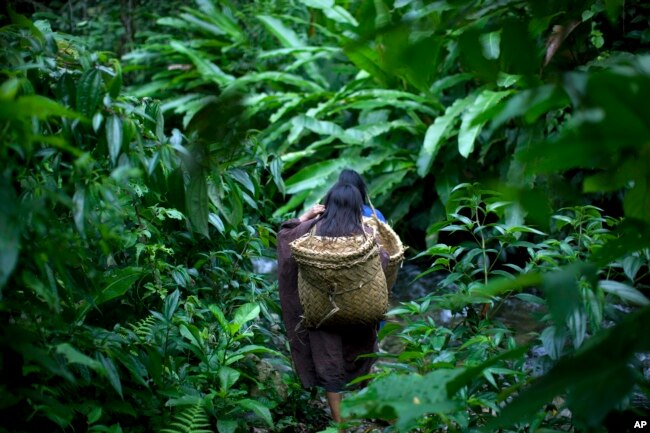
left=362, top=210, right=405, bottom=289
left=290, top=229, right=388, bottom=328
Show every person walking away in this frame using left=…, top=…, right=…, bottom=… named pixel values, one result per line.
left=276, top=183, right=389, bottom=424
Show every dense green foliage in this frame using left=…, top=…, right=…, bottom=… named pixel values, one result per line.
left=2, top=0, right=650, bottom=432
left=0, top=12, right=302, bottom=433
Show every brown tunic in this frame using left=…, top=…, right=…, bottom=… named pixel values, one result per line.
left=276, top=218, right=388, bottom=392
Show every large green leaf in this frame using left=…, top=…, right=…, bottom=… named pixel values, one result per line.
left=343, top=44, right=392, bottom=86
left=284, top=159, right=351, bottom=195
left=485, top=85, right=570, bottom=128
left=106, top=115, right=123, bottom=165
left=72, top=186, right=85, bottom=236
left=217, top=420, right=238, bottom=433
left=56, top=343, right=103, bottom=371
left=219, top=365, right=240, bottom=391
left=288, top=114, right=359, bottom=145
left=458, top=90, right=511, bottom=158
left=169, top=41, right=234, bottom=87
left=186, top=171, right=210, bottom=237
left=230, top=71, right=324, bottom=92
left=342, top=369, right=463, bottom=432
left=96, top=267, right=144, bottom=305
left=237, top=399, right=273, bottom=427
left=179, top=321, right=202, bottom=344
left=230, top=303, right=260, bottom=335
left=302, top=0, right=359, bottom=25
left=108, top=59, right=122, bottom=98
left=209, top=304, right=230, bottom=335
left=193, top=1, right=245, bottom=42
left=599, top=280, right=649, bottom=306
left=76, top=69, right=103, bottom=117
left=417, top=95, right=476, bottom=177
left=179, top=12, right=227, bottom=37
left=257, top=15, right=327, bottom=87
left=99, top=354, right=123, bottom=398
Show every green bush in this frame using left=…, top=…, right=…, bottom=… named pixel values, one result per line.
left=0, top=12, right=298, bottom=432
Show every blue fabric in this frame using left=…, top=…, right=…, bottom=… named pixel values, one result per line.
left=362, top=204, right=386, bottom=222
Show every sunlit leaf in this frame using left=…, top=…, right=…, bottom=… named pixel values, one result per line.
left=106, top=115, right=123, bottom=165
left=458, top=90, right=511, bottom=158
left=417, top=95, right=475, bottom=177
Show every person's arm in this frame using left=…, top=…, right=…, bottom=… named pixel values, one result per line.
left=278, top=204, right=325, bottom=236
left=298, top=204, right=325, bottom=222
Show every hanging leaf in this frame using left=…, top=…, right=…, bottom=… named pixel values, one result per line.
left=76, top=69, right=103, bottom=117
left=186, top=171, right=210, bottom=237
left=106, top=115, right=123, bottom=165
left=72, top=186, right=85, bottom=237
left=163, top=289, right=181, bottom=321
left=237, top=399, right=273, bottom=427
left=229, top=168, right=255, bottom=194
left=208, top=213, right=225, bottom=234
left=416, top=95, right=475, bottom=177
left=179, top=323, right=204, bottom=350
left=458, top=90, right=511, bottom=158
left=600, top=280, right=649, bottom=306
left=270, top=157, right=286, bottom=194
left=99, top=354, right=123, bottom=398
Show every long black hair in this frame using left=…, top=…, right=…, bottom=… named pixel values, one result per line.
left=315, top=182, right=364, bottom=237
left=338, top=169, right=368, bottom=204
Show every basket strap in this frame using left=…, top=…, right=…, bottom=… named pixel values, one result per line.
left=368, top=199, right=379, bottom=223
left=307, top=221, right=317, bottom=238
left=316, top=283, right=340, bottom=328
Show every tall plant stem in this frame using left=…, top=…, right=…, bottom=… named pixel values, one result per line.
left=475, top=210, right=489, bottom=285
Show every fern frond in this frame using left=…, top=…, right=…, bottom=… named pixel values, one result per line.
left=159, top=403, right=213, bottom=433
left=128, top=315, right=158, bottom=341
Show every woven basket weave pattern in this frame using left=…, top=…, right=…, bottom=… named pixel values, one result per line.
left=290, top=232, right=388, bottom=328
left=363, top=217, right=405, bottom=289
